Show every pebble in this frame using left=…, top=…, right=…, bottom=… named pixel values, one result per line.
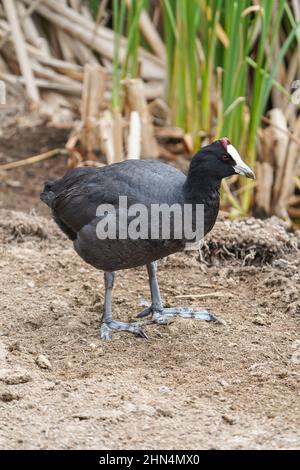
left=252, top=317, right=266, bottom=326
left=42, top=381, right=56, bottom=391
left=25, top=280, right=35, bottom=289
left=222, top=414, right=236, bottom=425
left=218, top=379, right=229, bottom=388
left=159, top=386, right=171, bottom=394
left=35, top=354, right=52, bottom=370
left=0, top=391, right=20, bottom=402
left=0, top=368, right=32, bottom=385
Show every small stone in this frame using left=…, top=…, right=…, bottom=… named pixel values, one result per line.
left=0, top=369, right=32, bottom=385
left=218, top=379, right=229, bottom=388
left=35, top=354, right=52, bottom=370
left=270, top=292, right=281, bottom=299
left=83, top=282, right=92, bottom=291
left=252, top=317, right=266, bottom=326
left=25, top=280, right=35, bottom=289
left=8, top=342, right=21, bottom=352
left=156, top=407, right=173, bottom=418
left=72, top=414, right=90, bottom=421
left=0, top=391, right=20, bottom=402
left=6, top=179, right=21, bottom=188
left=159, top=386, right=171, bottom=394
left=43, top=381, right=56, bottom=391
left=222, top=414, right=236, bottom=425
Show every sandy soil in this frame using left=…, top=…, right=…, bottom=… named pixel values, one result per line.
left=0, top=119, right=300, bottom=450
left=0, top=210, right=299, bottom=450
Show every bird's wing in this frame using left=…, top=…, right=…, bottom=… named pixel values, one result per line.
left=49, top=161, right=185, bottom=236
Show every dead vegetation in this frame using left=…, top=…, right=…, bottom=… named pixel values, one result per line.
left=0, top=1, right=299, bottom=223
left=200, top=217, right=300, bottom=266
left=1, top=209, right=299, bottom=268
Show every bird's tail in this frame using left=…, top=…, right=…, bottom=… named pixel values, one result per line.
left=40, top=179, right=56, bottom=208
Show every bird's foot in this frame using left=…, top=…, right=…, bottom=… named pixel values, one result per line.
left=137, top=306, right=219, bottom=324
left=100, top=319, right=150, bottom=341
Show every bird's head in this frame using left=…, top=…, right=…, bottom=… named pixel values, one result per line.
left=190, top=138, right=255, bottom=181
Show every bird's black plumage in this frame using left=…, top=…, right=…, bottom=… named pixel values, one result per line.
left=41, top=140, right=254, bottom=339
left=40, top=141, right=246, bottom=270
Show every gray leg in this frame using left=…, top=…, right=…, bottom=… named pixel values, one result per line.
left=137, top=262, right=218, bottom=324
left=100, top=271, right=150, bottom=340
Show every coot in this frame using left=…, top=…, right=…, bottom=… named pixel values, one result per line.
left=41, top=138, right=254, bottom=339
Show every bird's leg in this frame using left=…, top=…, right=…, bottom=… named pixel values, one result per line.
left=137, top=261, right=164, bottom=317
left=137, top=262, right=217, bottom=324
left=100, top=271, right=150, bottom=340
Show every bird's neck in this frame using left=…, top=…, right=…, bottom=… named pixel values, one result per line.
left=183, top=171, right=221, bottom=204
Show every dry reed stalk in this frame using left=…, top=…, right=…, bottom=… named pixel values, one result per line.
left=0, top=148, right=68, bottom=171
left=274, top=117, right=300, bottom=218
left=2, top=0, right=39, bottom=105
left=54, top=0, right=98, bottom=66
left=27, top=77, right=82, bottom=95
left=112, top=108, right=124, bottom=163
left=0, top=54, right=9, bottom=73
left=65, top=122, right=83, bottom=167
left=55, top=0, right=76, bottom=63
left=81, top=64, right=106, bottom=160
left=268, top=110, right=289, bottom=206
left=21, top=0, right=165, bottom=81
left=28, top=50, right=84, bottom=80
left=0, top=0, right=43, bottom=51
left=32, top=61, right=82, bottom=93
left=124, top=78, right=159, bottom=159
left=99, top=110, right=115, bottom=165
left=256, top=110, right=295, bottom=217
left=127, top=111, right=141, bottom=160
left=174, top=292, right=233, bottom=299
left=292, top=0, right=300, bottom=20
left=262, top=116, right=300, bottom=146
left=0, top=69, right=81, bottom=97
left=283, top=50, right=299, bottom=110
left=16, top=2, right=50, bottom=56
left=256, top=126, right=275, bottom=214
left=57, top=29, right=77, bottom=63
left=125, top=0, right=166, bottom=60
left=271, top=36, right=286, bottom=110
left=70, top=39, right=99, bottom=66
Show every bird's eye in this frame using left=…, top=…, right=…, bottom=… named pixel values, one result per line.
left=221, top=154, right=230, bottom=161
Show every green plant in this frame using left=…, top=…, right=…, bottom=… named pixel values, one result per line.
left=95, top=0, right=300, bottom=215
left=161, top=0, right=300, bottom=213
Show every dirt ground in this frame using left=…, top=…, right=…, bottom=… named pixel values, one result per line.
left=0, top=124, right=300, bottom=450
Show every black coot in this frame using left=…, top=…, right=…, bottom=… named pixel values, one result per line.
left=41, top=138, right=254, bottom=340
